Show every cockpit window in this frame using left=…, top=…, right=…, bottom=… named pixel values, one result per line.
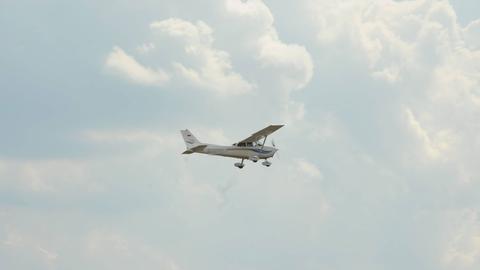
left=236, top=142, right=254, bottom=147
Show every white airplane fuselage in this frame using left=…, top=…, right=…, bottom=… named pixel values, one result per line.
left=196, top=144, right=277, bottom=161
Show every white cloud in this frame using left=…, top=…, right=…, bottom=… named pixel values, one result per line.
left=294, top=158, right=322, bottom=179
left=308, top=0, right=478, bottom=84
left=308, top=0, right=480, bottom=177
left=404, top=107, right=454, bottom=162
left=105, top=46, right=169, bottom=86
left=256, top=31, right=314, bottom=90
left=0, top=159, right=91, bottom=193
left=37, top=247, right=58, bottom=264
left=225, top=0, right=313, bottom=91
left=85, top=229, right=183, bottom=270
left=464, top=19, right=480, bottom=50
left=3, top=230, right=23, bottom=247
left=136, top=43, right=155, bottom=54
left=225, top=0, right=274, bottom=32
left=82, top=129, right=184, bottom=160
left=443, top=209, right=480, bottom=269
left=150, top=18, right=214, bottom=45
left=153, top=18, right=255, bottom=95
left=223, top=0, right=314, bottom=125
left=105, top=18, right=254, bottom=96
left=1, top=229, right=59, bottom=268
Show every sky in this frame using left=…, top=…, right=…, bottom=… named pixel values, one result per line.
left=1, top=0, right=480, bottom=269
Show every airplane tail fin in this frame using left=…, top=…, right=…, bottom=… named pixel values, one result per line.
left=180, top=129, right=201, bottom=150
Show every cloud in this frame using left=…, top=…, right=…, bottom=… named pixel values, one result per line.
left=308, top=0, right=478, bottom=84
left=300, top=3, right=480, bottom=267
left=223, top=0, right=314, bottom=124
left=136, top=43, right=156, bottom=54
left=256, top=31, right=314, bottom=90
left=151, top=18, right=255, bottom=95
left=443, top=209, right=480, bottom=269
left=81, top=129, right=183, bottom=160
left=85, top=229, right=182, bottom=270
left=105, top=46, right=169, bottom=86
left=464, top=19, right=480, bottom=50
left=1, top=227, right=60, bottom=269
left=308, top=0, right=480, bottom=174
left=294, top=158, right=323, bottom=179
left=105, top=1, right=313, bottom=122
left=105, top=18, right=254, bottom=96
left=404, top=107, right=454, bottom=162
left=225, top=0, right=313, bottom=90
left=150, top=18, right=214, bottom=45
left=0, top=159, right=92, bottom=193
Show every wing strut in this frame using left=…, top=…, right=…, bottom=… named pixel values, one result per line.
left=261, top=136, right=267, bottom=149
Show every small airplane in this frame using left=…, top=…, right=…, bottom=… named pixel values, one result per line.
left=180, top=125, right=284, bottom=169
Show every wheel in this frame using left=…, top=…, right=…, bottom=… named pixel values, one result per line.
left=262, top=161, right=272, bottom=167
left=235, top=162, right=245, bottom=169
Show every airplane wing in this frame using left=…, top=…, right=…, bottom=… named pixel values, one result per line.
left=237, top=125, right=284, bottom=143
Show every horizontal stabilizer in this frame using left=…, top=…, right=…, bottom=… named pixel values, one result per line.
left=181, top=144, right=207, bottom=154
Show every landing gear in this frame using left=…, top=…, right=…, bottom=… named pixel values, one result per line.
left=234, top=159, right=245, bottom=169
left=234, top=159, right=272, bottom=168
left=262, top=160, right=272, bottom=167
